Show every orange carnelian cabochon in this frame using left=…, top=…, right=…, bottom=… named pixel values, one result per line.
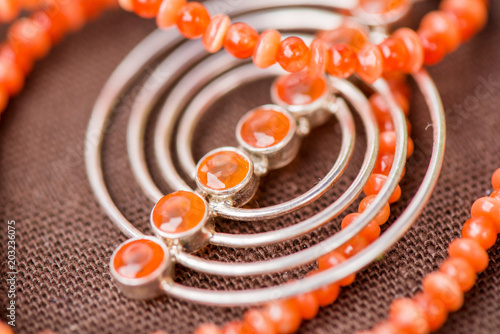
left=240, top=108, right=291, bottom=149
left=197, top=151, right=250, bottom=191
left=113, top=239, right=165, bottom=279
left=275, top=72, right=327, bottom=105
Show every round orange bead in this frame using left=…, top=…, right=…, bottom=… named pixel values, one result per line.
left=307, top=39, right=327, bottom=79
left=113, top=239, right=165, bottom=279
left=176, top=2, right=210, bottom=39
left=276, top=37, right=310, bottom=73
left=59, top=0, right=86, bottom=32
left=413, top=292, right=448, bottom=331
left=264, top=300, right=302, bottom=334
left=379, top=131, right=414, bottom=159
left=0, top=58, right=24, bottom=96
left=317, top=23, right=369, bottom=51
left=202, top=14, right=230, bottom=53
left=157, top=0, right=186, bottom=28
left=253, top=30, right=281, bottom=69
left=197, top=150, right=250, bottom=191
left=0, top=0, right=19, bottom=23
left=0, top=86, right=8, bottom=113
left=389, top=298, right=429, bottom=334
left=358, top=0, right=409, bottom=14
left=462, top=216, right=497, bottom=250
left=8, top=18, right=52, bottom=60
left=32, top=8, right=69, bottom=44
left=132, top=0, right=162, bottom=18
left=439, top=257, right=476, bottom=292
left=418, top=30, right=447, bottom=66
left=393, top=28, right=424, bottom=73
left=222, top=321, right=243, bottom=334
left=326, top=43, right=358, bottom=78
left=470, top=197, right=500, bottom=230
left=0, top=43, right=33, bottom=74
left=357, top=43, right=383, bottom=84
left=371, top=322, right=400, bottom=334
left=440, top=0, right=487, bottom=41
left=492, top=168, right=500, bottom=190
left=491, top=190, right=500, bottom=200
left=341, top=213, right=381, bottom=243
left=224, top=22, right=258, bottom=59
left=363, top=173, right=402, bottom=204
left=422, top=272, right=463, bottom=312
left=293, top=292, right=319, bottom=320
left=308, top=270, right=341, bottom=306
left=448, top=238, right=489, bottom=273
left=373, top=154, right=394, bottom=177
left=358, top=195, right=391, bottom=225
left=420, top=11, right=461, bottom=52
left=239, top=107, right=291, bottom=149
left=378, top=37, right=409, bottom=72
left=0, top=322, right=14, bottom=334
left=243, top=309, right=277, bottom=334
left=317, top=251, right=356, bottom=286
left=119, top=0, right=134, bottom=11
left=338, top=234, right=370, bottom=258
left=274, top=71, right=327, bottom=105
left=195, top=324, right=222, bottom=334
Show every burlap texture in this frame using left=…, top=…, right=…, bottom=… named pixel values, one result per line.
left=1, top=1, right=499, bottom=333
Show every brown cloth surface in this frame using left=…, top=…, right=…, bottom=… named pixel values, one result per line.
left=1, top=2, right=500, bottom=334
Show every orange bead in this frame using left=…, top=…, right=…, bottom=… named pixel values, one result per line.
left=440, top=0, right=487, bottom=41
left=197, top=150, right=250, bottom=191
left=195, top=324, right=222, bottom=334
left=222, top=321, right=244, bottom=334
left=307, top=39, right=327, bottom=79
left=419, top=11, right=461, bottom=52
left=422, top=272, right=463, bottom=311
left=393, top=28, right=424, bottom=73
left=202, top=14, right=230, bottom=53
left=491, top=190, right=500, bottom=200
left=326, top=43, right=358, bottom=78
left=243, top=309, right=277, bottom=334
left=357, top=43, right=383, bottom=84
left=363, top=173, right=402, bottom=204
left=338, top=234, right=370, bottom=258
left=119, top=0, right=134, bottom=11
left=358, top=195, right=391, bottom=225
left=371, top=322, right=400, bottom=334
left=418, top=30, right=447, bottom=66
left=293, top=292, right=319, bottom=320
left=316, top=23, right=369, bottom=51
left=224, top=22, right=258, bottom=59
left=0, top=0, right=19, bottom=23
left=341, top=213, right=381, bottom=243
left=317, top=251, right=356, bottom=286
left=373, top=154, right=394, bottom=177
left=462, top=216, right=497, bottom=250
left=132, top=0, right=162, bottom=18
left=253, top=30, right=281, bottom=69
left=0, top=86, right=8, bottom=113
left=439, top=257, right=476, bottom=292
left=307, top=270, right=341, bottom=307
left=470, top=197, right=500, bottom=230
left=32, top=8, right=69, bottom=44
left=448, top=238, right=489, bottom=273
left=393, top=90, right=410, bottom=116
left=358, top=0, right=409, bottom=14
left=8, top=18, right=52, bottom=60
left=176, top=2, right=210, bottom=39
left=274, top=71, right=327, bottom=105
left=264, top=300, right=302, bottom=334
left=389, top=298, right=429, bottom=334
left=276, top=37, right=310, bottom=73
left=80, top=0, right=108, bottom=20
left=59, top=0, right=86, bottom=32
left=378, top=37, right=409, bottom=72
left=113, top=239, right=165, bottom=279
left=413, top=292, right=448, bottom=331
left=0, top=43, right=33, bottom=74
left=0, top=58, right=24, bottom=96
left=492, top=168, right=500, bottom=190
left=239, top=107, right=291, bottom=149
left=157, top=0, right=186, bottom=28
left=0, top=322, right=14, bottom=334
left=379, top=131, right=414, bottom=159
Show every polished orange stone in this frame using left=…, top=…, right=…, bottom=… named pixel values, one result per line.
left=470, top=197, right=500, bottom=230
left=307, top=39, right=327, bottom=79
left=448, top=238, right=489, bottom=273
left=317, top=251, right=356, bottom=286
left=379, top=131, right=414, bottom=159
left=420, top=11, right=461, bottom=53
left=113, top=239, right=165, bottom=279
left=439, top=257, right=476, bottom=292
left=264, top=300, right=302, bottom=334
left=389, top=298, right=429, bottom=334
left=341, top=213, right=381, bottom=243
left=0, top=58, right=24, bottom=96
left=357, top=43, right=383, bottom=84
left=363, top=173, right=402, bottom=204
left=276, top=37, right=310, bottom=73
left=8, top=18, right=52, bottom=60
left=59, top=0, right=86, bottom=32
left=0, top=42, right=33, bottom=74
left=418, top=30, right=447, bottom=66
left=0, top=0, right=19, bottom=23
left=243, top=309, right=277, bottom=334
left=373, top=154, right=394, bottom=177
left=422, top=272, right=463, bottom=312
left=371, top=321, right=400, bottom=334
left=224, top=22, right=258, bottom=59
left=152, top=191, right=206, bottom=234
left=157, top=0, right=186, bottom=28
left=119, top=0, right=134, bottom=11
left=195, top=324, right=222, bottom=334
left=393, top=28, right=424, bottom=73
left=176, top=2, right=210, bottom=39
left=440, top=0, right=487, bottom=41
left=293, top=292, right=319, bottom=320
left=275, top=71, right=327, bottom=105
left=132, top=0, right=162, bottom=18
left=462, top=216, right=497, bottom=250
left=307, top=270, right=341, bottom=307
left=197, top=150, right=250, bottom=191
left=253, top=29, right=281, bottom=69
left=32, top=8, right=69, bottom=44
left=202, top=14, right=230, bottom=53
left=413, top=292, right=448, bottom=331
left=378, top=37, right=409, bottom=72
left=239, top=108, right=291, bottom=149
left=358, top=194, right=391, bottom=225
left=317, top=21, right=369, bottom=52
left=338, top=234, right=369, bottom=258
left=326, top=43, right=358, bottom=78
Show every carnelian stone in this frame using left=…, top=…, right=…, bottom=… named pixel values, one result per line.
left=0, top=322, right=14, bottom=334
left=157, top=0, right=186, bottom=28
left=420, top=11, right=461, bottom=52
left=253, top=29, right=281, bottom=69
left=357, top=43, right=383, bottom=83
left=113, top=239, right=165, bottom=279
left=373, top=154, right=394, bottom=177
left=389, top=298, right=429, bottom=334
left=378, top=37, right=409, bottom=72
left=448, top=238, right=489, bottom=273
left=341, top=213, right=381, bottom=243
left=240, top=108, right=291, bottom=149
left=275, top=71, right=327, bottom=105
left=32, top=8, right=69, bottom=44
left=176, top=2, right=210, bottom=39
left=492, top=168, right=500, bottom=190
left=363, top=173, right=402, bottom=204
left=307, top=270, right=341, bottom=306
left=0, top=58, right=24, bottom=96
left=224, top=22, right=258, bottom=59
left=393, top=28, right=424, bottom=73
left=413, top=292, right=448, bottom=331
left=326, top=43, right=358, bottom=78
left=243, top=309, right=277, bottom=334
left=0, top=43, right=33, bottom=74
left=119, top=0, right=134, bottom=11
left=8, top=18, right=52, bottom=60
left=462, top=216, right=497, bottom=250
left=197, top=150, right=250, bottom=191
left=132, top=0, right=161, bottom=18
left=358, top=195, right=391, bottom=225
left=276, top=37, right=310, bottom=73
left=418, top=30, right=447, bottom=66
left=0, top=0, right=19, bottom=23
left=371, top=322, right=400, bottom=334
left=0, top=86, right=8, bottom=113
left=440, top=0, right=487, bottom=41
left=59, top=0, right=86, bottom=32
left=422, top=272, right=463, bottom=311
left=152, top=191, right=206, bottom=234
left=379, top=131, right=414, bottom=159
left=317, top=251, right=356, bottom=286
left=308, top=39, right=327, bottom=79
left=317, top=22, right=369, bottom=51
left=202, top=14, right=230, bottom=53
left=471, top=197, right=500, bottom=230
left=338, top=234, right=369, bottom=258
left=264, top=300, right=302, bottom=334
left=293, top=292, right=319, bottom=320
left=439, top=257, right=476, bottom=292
left=195, top=324, right=222, bottom=334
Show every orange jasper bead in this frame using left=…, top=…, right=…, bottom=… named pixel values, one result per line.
left=293, top=292, right=320, bottom=320
left=393, top=28, right=424, bottom=73
left=448, top=238, right=489, bottom=273
left=358, top=195, right=391, bottom=225
left=492, top=168, right=500, bottom=190
left=224, top=22, right=258, bottom=59
left=341, top=213, right=381, bottom=243
left=439, top=257, right=476, bottom=292
left=8, top=18, right=52, bottom=60
left=422, top=272, right=463, bottom=312
left=253, top=29, right=281, bottom=69
left=274, top=71, right=327, bottom=105
left=440, top=0, right=487, bottom=41
left=307, top=39, right=327, bottom=79
left=419, top=11, right=461, bottom=53
left=202, top=14, right=230, bottom=53
left=243, top=309, right=277, bottom=334
left=462, top=216, right=497, bottom=250
left=389, top=298, right=429, bottom=334
left=363, top=173, right=402, bottom=204
left=0, top=58, right=24, bottom=96
left=378, top=37, right=409, bottom=72
left=317, top=251, right=356, bottom=286
left=357, top=43, right=383, bottom=84
left=176, top=2, right=210, bottom=39
left=197, top=150, right=250, bottom=191
left=276, top=37, right=310, bottom=73
left=152, top=191, right=207, bottom=235
left=239, top=107, right=291, bottom=149
left=132, top=0, right=162, bottom=18
left=326, top=43, right=358, bottom=78
left=113, top=239, right=165, bottom=279
left=471, top=197, right=500, bottom=229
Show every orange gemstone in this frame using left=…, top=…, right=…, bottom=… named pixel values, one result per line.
left=119, top=0, right=134, bottom=11
left=440, top=0, right=487, bottom=41
left=491, top=190, right=500, bottom=200
left=113, top=239, right=165, bottom=279
left=0, top=58, right=24, bottom=96
left=326, top=43, right=358, bottom=78
left=363, top=173, right=402, bottom=204
left=341, top=213, right=381, bottom=243
left=358, top=195, right=391, bottom=225
left=413, top=292, right=448, bottom=331
left=378, top=37, right=409, bottom=72
left=373, top=154, right=394, bottom=177
left=439, top=257, right=476, bottom=292
left=275, top=71, right=327, bottom=105
left=276, top=37, right=310, bottom=73
left=253, top=29, right=281, bottom=69
left=293, top=292, right=319, bottom=320
left=224, top=22, right=258, bottom=59
left=8, top=18, right=52, bottom=60
left=157, top=0, right=186, bottom=28
left=264, top=300, right=302, bottom=334
left=372, top=322, right=400, bottom=334
left=239, top=108, right=291, bottom=149
left=221, top=322, right=244, bottom=334
left=197, top=150, right=250, bottom=191
left=59, top=0, right=86, bottom=32
left=316, top=21, right=369, bottom=51
left=379, top=131, right=414, bottom=159
left=195, top=324, right=222, bottom=334
left=176, top=2, right=210, bottom=39
left=357, top=43, right=383, bottom=84
left=492, top=168, right=500, bottom=190
left=358, top=0, right=409, bottom=14
left=152, top=191, right=206, bottom=234
left=307, top=39, right=327, bottom=79
left=243, top=309, right=277, bottom=334
left=448, top=238, right=489, bottom=273
left=338, top=234, right=369, bottom=258
left=132, top=0, right=162, bottom=18
left=32, top=8, right=69, bottom=44
left=389, top=298, right=429, bottom=334
left=422, top=272, right=463, bottom=311
left=317, top=251, right=356, bottom=286
left=419, top=11, right=461, bottom=53
left=202, top=14, right=230, bottom=53
left=462, top=216, right=497, bottom=250
left=393, top=28, right=424, bottom=73
left=0, top=42, right=33, bottom=74
left=307, top=270, right=341, bottom=306
left=470, top=197, right=500, bottom=230
left=418, top=30, right=447, bottom=66
left=0, top=0, right=19, bottom=23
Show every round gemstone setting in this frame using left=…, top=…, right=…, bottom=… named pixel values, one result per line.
left=238, top=107, right=292, bottom=149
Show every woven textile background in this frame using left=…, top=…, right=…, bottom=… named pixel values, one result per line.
left=1, top=1, right=500, bottom=333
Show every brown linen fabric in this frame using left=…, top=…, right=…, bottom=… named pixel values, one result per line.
left=1, top=2, right=500, bottom=334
